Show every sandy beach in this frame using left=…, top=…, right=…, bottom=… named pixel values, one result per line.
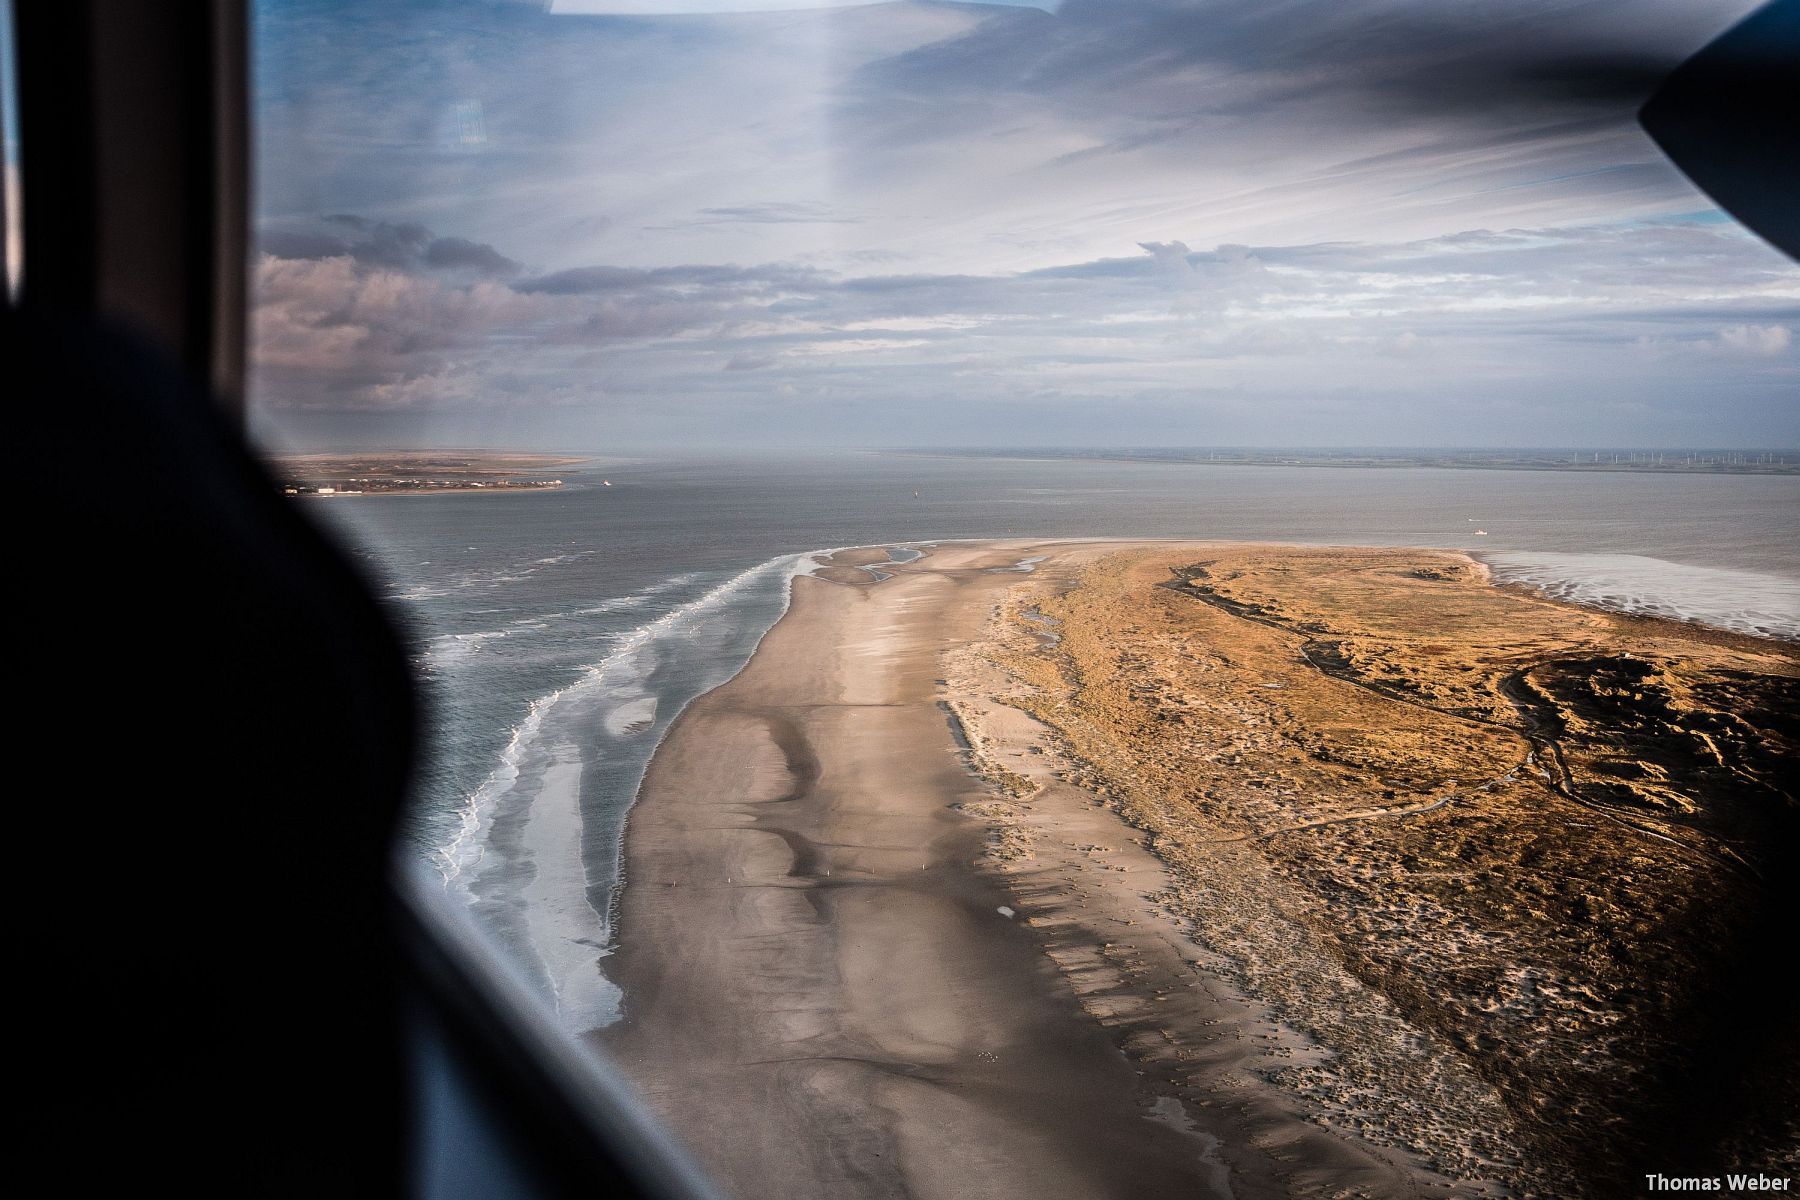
left=601, top=541, right=1480, bottom=1199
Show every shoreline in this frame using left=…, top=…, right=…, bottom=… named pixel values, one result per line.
left=598, top=541, right=1484, bottom=1199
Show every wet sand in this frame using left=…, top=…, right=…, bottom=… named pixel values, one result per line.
left=602, top=542, right=1458, bottom=1200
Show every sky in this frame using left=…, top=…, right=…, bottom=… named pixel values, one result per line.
left=250, top=0, right=1798, bottom=450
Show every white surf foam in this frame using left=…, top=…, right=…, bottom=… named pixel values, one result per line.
left=389, top=548, right=598, bottom=601
left=430, top=545, right=893, bottom=1030
left=423, top=628, right=512, bottom=671
left=604, top=697, right=659, bottom=737
left=419, top=571, right=717, bottom=676
left=1482, top=552, right=1800, bottom=642
left=433, top=549, right=830, bottom=887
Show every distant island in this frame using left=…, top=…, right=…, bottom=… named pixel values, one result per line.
left=271, top=450, right=587, bottom=495
left=894, top=447, right=1800, bottom=476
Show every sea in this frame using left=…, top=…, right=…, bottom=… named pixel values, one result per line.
left=304, top=451, right=1800, bottom=1032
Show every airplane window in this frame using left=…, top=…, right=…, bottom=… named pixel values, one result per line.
left=247, top=2, right=1800, bottom=1196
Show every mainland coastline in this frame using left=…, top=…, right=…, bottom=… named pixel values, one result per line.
left=600, top=541, right=1798, bottom=1199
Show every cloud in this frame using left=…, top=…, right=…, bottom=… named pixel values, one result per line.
left=251, top=220, right=823, bottom=408
left=252, top=210, right=1799, bottom=444
left=515, top=262, right=822, bottom=296
left=251, top=246, right=550, bottom=406
left=1137, top=241, right=1197, bottom=278
left=258, top=216, right=521, bottom=277
left=1715, top=324, right=1792, bottom=356
left=673, top=202, right=863, bottom=227
left=1381, top=330, right=1425, bottom=357
left=425, top=237, right=523, bottom=276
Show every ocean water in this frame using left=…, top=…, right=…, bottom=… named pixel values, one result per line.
left=306, top=452, right=1799, bottom=1031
